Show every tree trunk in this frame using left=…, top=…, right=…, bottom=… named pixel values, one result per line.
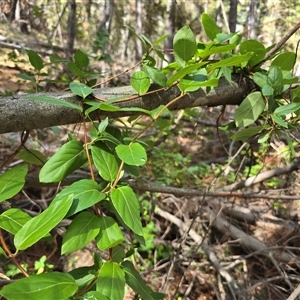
left=229, top=0, right=238, bottom=33
left=66, top=0, right=76, bottom=61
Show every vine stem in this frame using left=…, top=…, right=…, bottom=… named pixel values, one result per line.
left=0, top=229, right=29, bottom=277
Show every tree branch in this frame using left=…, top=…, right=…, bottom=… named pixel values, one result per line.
left=0, top=75, right=255, bottom=134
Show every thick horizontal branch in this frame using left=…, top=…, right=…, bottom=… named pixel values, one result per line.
left=0, top=75, right=255, bottom=133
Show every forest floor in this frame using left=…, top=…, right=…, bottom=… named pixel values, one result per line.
left=2, top=51, right=300, bottom=300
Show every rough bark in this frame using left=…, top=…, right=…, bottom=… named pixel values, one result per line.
left=0, top=75, right=255, bottom=134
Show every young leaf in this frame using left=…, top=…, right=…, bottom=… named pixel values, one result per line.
left=271, top=52, right=296, bottom=71
left=39, top=140, right=87, bottom=183
left=97, top=261, right=125, bottom=300
left=207, top=53, right=253, bottom=72
left=84, top=291, right=108, bottom=300
left=231, top=125, right=267, bottom=142
left=240, top=40, right=266, bottom=67
left=122, top=260, right=155, bottom=300
left=14, top=194, right=73, bottom=250
left=0, top=165, right=28, bottom=202
left=69, top=81, right=93, bottom=99
left=195, top=44, right=237, bottom=59
left=173, top=26, right=196, bottom=67
left=116, top=143, right=147, bottom=166
left=17, top=149, right=46, bottom=165
left=201, top=13, right=220, bottom=41
left=111, top=186, right=143, bottom=236
left=130, top=71, right=151, bottom=94
left=0, top=272, right=77, bottom=300
left=153, top=34, right=169, bottom=46
left=27, top=50, right=44, bottom=71
left=55, top=179, right=105, bottom=217
left=271, top=114, right=288, bottom=128
left=96, top=216, right=125, bottom=250
left=25, top=95, right=83, bottom=112
left=62, top=211, right=101, bottom=254
left=74, top=49, right=89, bottom=68
left=234, top=92, right=265, bottom=127
left=253, top=72, right=268, bottom=88
left=67, top=61, right=85, bottom=78
left=143, top=65, right=167, bottom=87
left=91, top=145, right=119, bottom=182
left=0, top=208, right=31, bottom=234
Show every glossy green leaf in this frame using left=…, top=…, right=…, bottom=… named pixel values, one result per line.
left=271, top=114, right=288, bottom=128
left=178, top=78, right=218, bottom=92
left=292, top=86, right=300, bottom=102
left=0, top=165, right=28, bottom=202
left=27, top=50, right=44, bottom=71
left=153, top=34, right=169, bottom=46
left=25, top=95, right=83, bottom=112
left=55, top=179, right=105, bottom=217
left=207, top=53, right=253, bottom=72
left=91, top=145, right=119, bottom=181
left=111, top=186, right=143, bottom=236
left=122, top=260, right=155, bottom=300
left=112, top=245, right=126, bottom=263
left=67, top=61, right=84, bottom=78
left=274, top=102, right=300, bottom=116
left=84, top=291, right=108, bottom=300
left=62, top=211, right=100, bottom=254
left=240, top=40, right=266, bottom=67
left=262, top=84, right=274, bottom=96
left=116, top=143, right=147, bottom=166
left=271, top=52, right=296, bottom=71
left=234, top=92, right=265, bottom=127
left=96, top=261, right=125, bottom=300
left=196, top=44, right=237, bottom=59
left=0, top=272, right=77, bottom=300
left=0, top=208, right=31, bottom=234
left=201, top=13, right=220, bottom=40
left=143, top=65, right=167, bottom=87
left=231, top=125, right=267, bottom=141
left=130, top=71, right=150, bottom=94
left=173, top=26, right=196, bottom=67
left=17, top=149, right=46, bottom=165
left=74, top=49, right=89, bottom=68
left=96, top=216, right=124, bottom=251
left=268, top=66, right=283, bottom=86
left=253, top=72, right=268, bottom=88
left=166, top=62, right=205, bottom=86
left=70, top=81, right=93, bottom=99
left=99, top=102, right=121, bottom=112
left=39, top=140, right=87, bottom=183
left=14, top=194, right=73, bottom=250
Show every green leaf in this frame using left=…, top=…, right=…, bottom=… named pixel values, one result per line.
left=74, top=49, right=89, bottom=68
left=253, top=72, right=268, bottom=88
left=17, top=73, right=36, bottom=82
left=274, top=102, right=300, bottom=116
left=201, top=13, right=220, bottom=40
left=130, top=71, right=150, bottom=95
left=17, top=149, right=46, bottom=165
left=84, top=291, right=108, bottom=300
left=271, top=52, right=296, bottom=71
left=96, top=261, right=125, bottom=300
left=153, top=34, right=169, bottom=46
left=271, top=114, right=288, bottom=128
left=67, top=61, right=85, bottom=78
left=143, top=65, right=167, bottom=87
left=240, top=40, right=266, bottom=67
left=122, top=260, right=155, bottom=300
left=25, top=95, right=83, bottom=112
left=166, top=62, right=205, bottom=86
left=262, top=84, right=274, bottom=96
left=99, top=102, right=121, bottom=112
left=234, top=92, right=265, bottom=127
left=96, top=216, right=125, bottom=250
left=268, top=66, right=283, bottom=86
left=69, top=81, right=93, bottom=99
left=91, top=145, right=119, bottom=182
left=0, top=272, right=77, bottom=300
left=0, top=209, right=31, bottom=234
left=178, top=78, right=218, bottom=92
left=27, top=50, right=44, bottom=71
left=207, top=53, right=253, bottom=72
left=195, top=44, right=237, bottom=59
left=62, top=211, right=100, bottom=254
left=231, top=125, right=267, bottom=141
left=0, top=165, right=28, bottom=202
left=116, top=143, right=147, bottom=166
left=14, top=194, right=73, bottom=250
left=56, top=179, right=105, bottom=218
left=111, top=186, right=143, bottom=236
left=39, top=140, right=87, bottom=183
left=173, top=26, right=196, bottom=67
